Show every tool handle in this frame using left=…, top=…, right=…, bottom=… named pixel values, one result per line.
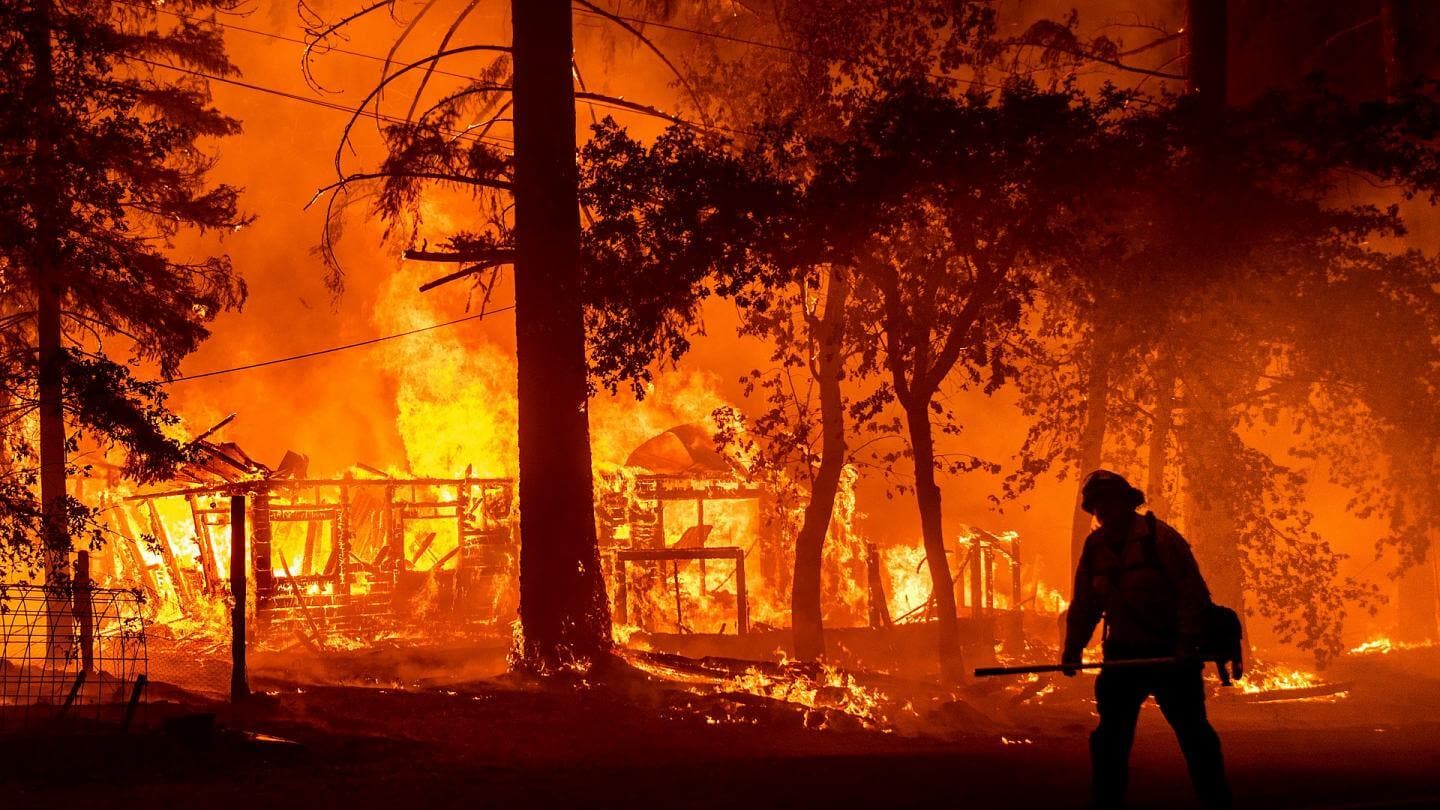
left=973, top=656, right=1182, bottom=677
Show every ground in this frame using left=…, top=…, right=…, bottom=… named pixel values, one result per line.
left=3, top=646, right=1439, bottom=808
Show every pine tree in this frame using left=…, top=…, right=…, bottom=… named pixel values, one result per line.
left=0, top=0, right=247, bottom=582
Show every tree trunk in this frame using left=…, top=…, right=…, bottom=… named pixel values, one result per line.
left=1381, top=0, right=1423, bottom=96
left=1186, top=0, right=1228, bottom=112
left=1069, top=340, right=1111, bottom=572
left=512, top=0, right=611, bottom=671
left=792, top=270, right=850, bottom=661
left=25, top=0, right=72, bottom=651
left=38, top=270, right=70, bottom=651
left=902, top=397, right=965, bottom=682
left=1146, top=360, right=1177, bottom=520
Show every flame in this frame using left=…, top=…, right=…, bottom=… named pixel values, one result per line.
left=719, top=661, right=891, bottom=729
left=1347, top=636, right=1436, bottom=655
left=1233, top=660, right=1348, bottom=703
left=1238, top=666, right=1320, bottom=694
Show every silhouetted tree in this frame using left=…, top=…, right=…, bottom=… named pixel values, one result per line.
left=665, top=1, right=1002, bottom=664
left=0, top=0, right=246, bottom=585
left=783, top=80, right=1126, bottom=679
left=1009, top=84, right=1440, bottom=660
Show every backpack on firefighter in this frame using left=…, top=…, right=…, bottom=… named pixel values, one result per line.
left=1132, top=513, right=1244, bottom=685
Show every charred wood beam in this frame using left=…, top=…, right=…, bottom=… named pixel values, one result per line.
left=190, top=413, right=236, bottom=445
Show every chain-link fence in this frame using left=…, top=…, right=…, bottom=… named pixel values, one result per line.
left=145, top=612, right=234, bottom=699
left=0, top=581, right=148, bottom=732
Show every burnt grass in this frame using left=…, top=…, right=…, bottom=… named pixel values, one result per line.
left=3, top=650, right=1439, bottom=809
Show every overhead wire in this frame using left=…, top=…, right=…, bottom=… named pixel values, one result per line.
left=164, top=305, right=514, bottom=383
left=130, top=1, right=732, bottom=137
left=130, top=56, right=516, bottom=147
left=569, top=2, right=1174, bottom=104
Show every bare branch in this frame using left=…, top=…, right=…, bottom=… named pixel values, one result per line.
left=406, top=0, right=488, bottom=123
left=307, top=171, right=514, bottom=210
left=570, top=0, right=712, bottom=126
left=333, top=45, right=513, bottom=177
left=301, top=0, right=396, bottom=92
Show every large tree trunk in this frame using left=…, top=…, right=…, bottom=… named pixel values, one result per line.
left=902, top=397, right=965, bottom=682
left=1186, top=0, right=1228, bottom=111
left=25, top=0, right=72, bottom=651
left=511, top=0, right=611, bottom=671
left=1146, top=360, right=1177, bottom=520
left=38, top=269, right=70, bottom=651
left=1069, top=340, right=1111, bottom=572
left=792, top=270, right=849, bottom=661
left=1381, top=0, right=1423, bottom=96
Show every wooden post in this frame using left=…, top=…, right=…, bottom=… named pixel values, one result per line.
left=121, top=674, right=147, bottom=733
left=384, top=484, right=400, bottom=582
left=866, top=543, right=892, bottom=629
left=74, top=550, right=93, bottom=673
left=251, top=488, right=274, bottom=604
left=984, top=543, right=995, bottom=611
left=230, top=493, right=249, bottom=702
left=734, top=551, right=748, bottom=635
left=615, top=557, right=629, bottom=625
left=1010, top=534, right=1024, bottom=647
left=336, top=472, right=352, bottom=592
left=969, top=538, right=984, bottom=618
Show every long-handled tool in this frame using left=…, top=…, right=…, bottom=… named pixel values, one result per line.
left=974, top=657, right=1185, bottom=678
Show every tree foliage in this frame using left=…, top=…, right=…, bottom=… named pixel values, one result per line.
left=1007, top=85, right=1440, bottom=661
left=0, top=0, right=247, bottom=575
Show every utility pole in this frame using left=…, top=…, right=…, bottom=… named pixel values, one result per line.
left=510, top=0, right=612, bottom=670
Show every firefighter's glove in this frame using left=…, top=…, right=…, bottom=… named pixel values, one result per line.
left=1061, top=651, right=1081, bottom=678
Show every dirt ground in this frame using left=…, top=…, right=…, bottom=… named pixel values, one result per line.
left=3, top=647, right=1439, bottom=809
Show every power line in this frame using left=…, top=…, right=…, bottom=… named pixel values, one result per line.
left=130, top=1, right=493, bottom=87
left=134, top=2, right=724, bottom=136
left=165, top=305, right=514, bottom=384
left=570, top=3, right=1168, bottom=106
left=133, top=57, right=516, bottom=148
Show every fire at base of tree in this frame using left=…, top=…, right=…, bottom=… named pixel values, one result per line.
left=2, top=0, right=1440, bottom=808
